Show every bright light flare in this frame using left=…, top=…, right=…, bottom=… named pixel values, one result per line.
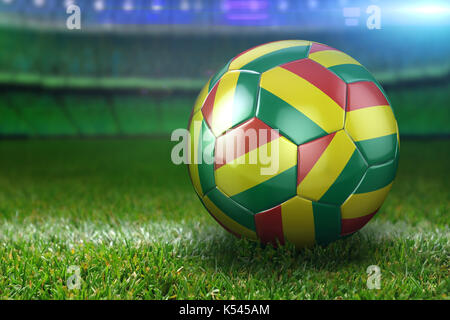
left=397, top=4, right=450, bottom=16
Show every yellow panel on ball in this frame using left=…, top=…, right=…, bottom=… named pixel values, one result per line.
left=187, top=110, right=204, bottom=197
left=309, top=49, right=361, bottom=68
left=341, top=183, right=393, bottom=220
left=281, top=196, right=316, bottom=247
left=229, top=40, right=311, bottom=71
left=214, top=118, right=298, bottom=213
left=260, top=66, right=344, bottom=134
left=192, top=78, right=211, bottom=115
left=345, top=105, right=397, bottom=142
left=298, top=130, right=355, bottom=201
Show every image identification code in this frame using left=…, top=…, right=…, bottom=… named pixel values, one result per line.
left=179, top=304, right=270, bottom=317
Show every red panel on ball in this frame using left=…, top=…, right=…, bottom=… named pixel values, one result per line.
left=214, top=117, right=280, bottom=170
left=341, top=209, right=378, bottom=236
left=281, top=58, right=347, bottom=109
left=309, top=42, right=336, bottom=54
left=297, top=132, right=336, bottom=186
left=201, top=81, right=219, bottom=127
left=347, top=81, right=389, bottom=111
left=255, top=205, right=285, bottom=246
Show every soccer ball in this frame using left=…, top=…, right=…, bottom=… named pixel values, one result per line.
left=187, top=40, right=399, bottom=248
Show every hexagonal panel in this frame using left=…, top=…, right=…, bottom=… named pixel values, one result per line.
left=341, top=154, right=398, bottom=225
left=201, top=70, right=259, bottom=137
left=214, top=118, right=297, bottom=213
left=345, top=81, right=398, bottom=165
left=297, top=130, right=367, bottom=206
left=340, top=156, right=398, bottom=236
left=257, top=59, right=345, bottom=145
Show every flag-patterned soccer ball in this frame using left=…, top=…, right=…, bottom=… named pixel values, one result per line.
left=187, top=40, right=399, bottom=248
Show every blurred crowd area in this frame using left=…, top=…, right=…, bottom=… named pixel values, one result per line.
left=0, top=89, right=191, bottom=136
left=1, top=83, right=448, bottom=137
left=0, top=27, right=448, bottom=80
left=0, top=0, right=448, bottom=137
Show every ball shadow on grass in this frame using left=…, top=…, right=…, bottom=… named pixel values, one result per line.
left=186, top=224, right=398, bottom=275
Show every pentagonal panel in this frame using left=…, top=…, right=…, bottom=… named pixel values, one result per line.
left=187, top=110, right=216, bottom=197
left=341, top=156, right=399, bottom=235
left=345, top=81, right=398, bottom=165
left=214, top=118, right=297, bottom=213
left=228, top=40, right=311, bottom=73
left=201, top=70, right=259, bottom=137
left=297, top=130, right=367, bottom=206
left=257, top=59, right=345, bottom=145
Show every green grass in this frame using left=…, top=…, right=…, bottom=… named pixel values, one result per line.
left=0, top=139, right=448, bottom=300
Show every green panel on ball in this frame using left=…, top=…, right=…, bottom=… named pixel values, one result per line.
left=205, top=187, right=256, bottom=232
left=257, top=88, right=328, bottom=145
left=231, top=71, right=260, bottom=125
left=239, top=45, right=310, bottom=73
left=355, top=133, right=397, bottom=166
left=208, top=59, right=232, bottom=92
left=319, top=149, right=368, bottom=205
left=328, top=64, right=390, bottom=104
left=202, top=70, right=259, bottom=137
left=230, top=166, right=297, bottom=213
left=312, top=202, right=341, bottom=245
left=355, top=158, right=399, bottom=194
left=197, top=120, right=216, bottom=195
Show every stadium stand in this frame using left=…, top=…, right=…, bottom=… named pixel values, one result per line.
left=1, top=84, right=448, bottom=137
left=388, top=84, right=450, bottom=135
left=0, top=27, right=448, bottom=82
left=0, top=1, right=448, bottom=138
left=112, top=95, right=161, bottom=135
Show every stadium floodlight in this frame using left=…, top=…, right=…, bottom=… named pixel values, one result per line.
left=307, top=0, right=318, bottom=10
left=278, top=0, right=288, bottom=12
left=386, top=1, right=450, bottom=24
left=123, top=0, right=134, bottom=11
left=151, top=0, right=163, bottom=11
left=221, top=0, right=229, bottom=12
left=94, top=0, right=105, bottom=11
left=33, top=0, right=45, bottom=7
left=249, top=0, right=261, bottom=12
left=180, top=0, right=190, bottom=11
left=403, top=4, right=450, bottom=15
left=64, top=0, right=75, bottom=8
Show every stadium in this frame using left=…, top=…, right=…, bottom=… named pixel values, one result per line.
left=0, top=0, right=448, bottom=301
